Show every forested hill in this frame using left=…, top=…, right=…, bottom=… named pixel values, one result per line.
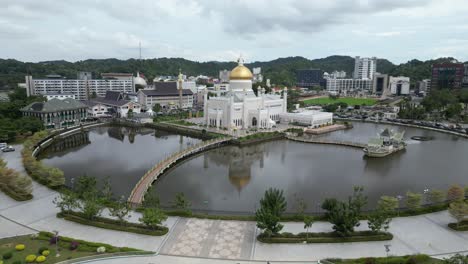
left=0, top=55, right=463, bottom=89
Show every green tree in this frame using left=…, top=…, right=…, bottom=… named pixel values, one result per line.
left=100, top=176, right=113, bottom=202
left=445, top=103, right=462, bottom=119
left=377, top=196, right=399, bottom=212
left=11, top=174, right=33, bottom=197
left=80, top=192, right=104, bottom=220
left=349, top=186, right=367, bottom=214
left=255, top=188, right=287, bottom=236
left=405, top=191, right=422, bottom=211
left=428, top=189, right=446, bottom=204
left=443, top=254, right=468, bottom=264
left=448, top=201, right=468, bottom=228
left=139, top=207, right=167, bottom=230
left=152, top=103, right=162, bottom=113
left=303, top=216, right=314, bottom=241
left=367, top=209, right=391, bottom=233
left=142, top=188, right=160, bottom=209
left=321, top=198, right=339, bottom=219
left=127, top=109, right=134, bottom=119
left=255, top=206, right=283, bottom=237
left=75, top=175, right=97, bottom=198
left=293, top=194, right=307, bottom=217
left=327, top=201, right=360, bottom=237
left=53, top=191, right=79, bottom=213
left=109, top=196, right=131, bottom=225
left=173, top=192, right=191, bottom=212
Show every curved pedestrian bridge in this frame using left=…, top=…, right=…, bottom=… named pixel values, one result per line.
left=128, top=137, right=231, bottom=205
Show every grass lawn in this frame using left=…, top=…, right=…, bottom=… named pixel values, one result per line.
left=0, top=233, right=144, bottom=264
left=303, top=97, right=377, bottom=106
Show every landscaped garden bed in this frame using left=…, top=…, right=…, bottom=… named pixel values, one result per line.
left=448, top=220, right=468, bottom=231
left=232, top=131, right=284, bottom=146
left=0, top=232, right=147, bottom=264
left=57, top=211, right=168, bottom=236
left=257, top=231, right=393, bottom=244
left=326, top=254, right=443, bottom=264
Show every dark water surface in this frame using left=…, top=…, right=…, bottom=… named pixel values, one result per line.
left=42, top=123, right=468, bottom=214
left=41, top=126, right=202, bottom=196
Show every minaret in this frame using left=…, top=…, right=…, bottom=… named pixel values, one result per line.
left=178, top=68, right=183, bottom=109
left=283, top=87, right=288, bottom=113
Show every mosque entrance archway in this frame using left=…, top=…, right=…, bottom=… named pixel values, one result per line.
left=252, top=117, right=257, bottom=127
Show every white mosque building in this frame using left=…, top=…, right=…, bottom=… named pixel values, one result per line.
left=204, top=58, right=287, bottom=130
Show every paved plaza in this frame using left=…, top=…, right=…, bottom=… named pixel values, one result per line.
left=1, top=145, right=467, bottom=263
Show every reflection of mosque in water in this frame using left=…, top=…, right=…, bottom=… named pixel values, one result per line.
left=107, top=127, right=168, bottom=143
left=202, top=144, right=268, bottom=192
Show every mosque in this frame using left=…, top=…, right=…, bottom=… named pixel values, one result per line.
left=204, top=57, right=287, bottom=130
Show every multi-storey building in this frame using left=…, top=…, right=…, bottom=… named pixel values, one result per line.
left=373, top=73, right=389, bottom=95
left=417, top=79, right=431, bottom=95
left=431, top=63, right=464, bottom=90
left=389, top=76, right=410, bottom=95
left=137, top=82, right=193, bottom=110
left=353, top=56, right=377, bottom=80
left=296, top=69, right=326, bottom=88
left=326, top=78, right=373, bottom=95
left=25, top=73, right=135, bottom=100
left=219, top=70, right=231, bottom=83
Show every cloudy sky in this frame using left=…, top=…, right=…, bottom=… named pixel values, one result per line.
left=1, top=0, right=468, bottom=64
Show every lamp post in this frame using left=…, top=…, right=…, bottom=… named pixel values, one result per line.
left=396, top=195, right=403, bottom=216
left=53, top=230, right=60, bottom=257
left=423, top=188, right=430, bottom=205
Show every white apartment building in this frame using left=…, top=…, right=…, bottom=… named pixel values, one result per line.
left=326, top=78, right=373, bottom=94
left=389, top=76, right=410, bottom=95
left=45, top=93, right=76, bottom=101
left=331, top=70, right=347, bottom=79
left=25, top=73, right=135, bottom=100
left=417, top=79, right=431, bottom=94
left=353, top=56, right=377, bottom=80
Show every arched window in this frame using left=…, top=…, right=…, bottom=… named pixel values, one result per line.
left=252, top=117, right=257, bottom=127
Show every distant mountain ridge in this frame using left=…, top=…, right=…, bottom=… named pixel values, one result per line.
left=0, top=55, right=463, bottom=89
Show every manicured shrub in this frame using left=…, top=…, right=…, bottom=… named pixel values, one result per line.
left=25, top=254, right=36, bottom=263
left=97, top=246, right=106, bottom=253
left=15, top=244, right=25, bottom=251
left=49, top=236, right=59, bottom=244
left=37, top=246, right=48, bottom=255
left=2, top=251, right=13, bottom=260
left=70, top=241, right=79, bottom=250
left=36, top=255, right=46, bottom=263
left=41, top=250, right=50, bottom=256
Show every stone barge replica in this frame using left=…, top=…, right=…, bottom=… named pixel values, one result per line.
left=363, top=128, right=406, bottom=158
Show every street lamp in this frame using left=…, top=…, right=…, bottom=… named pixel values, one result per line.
left=396, top=195, right=403, bottom=216
left=53, top=230, right=60, bottom=257
left=423, top=188, right=430, bottom=205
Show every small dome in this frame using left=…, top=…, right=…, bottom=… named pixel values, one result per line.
left=134, top=72, right=147, bottom=87
left=230, top=57, right=253, bottom=80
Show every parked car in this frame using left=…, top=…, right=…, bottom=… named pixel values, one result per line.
left=2, top=146, right=15, bottom=152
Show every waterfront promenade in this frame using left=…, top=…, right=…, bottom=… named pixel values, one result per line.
left=1, top=145, right=468, bottom=263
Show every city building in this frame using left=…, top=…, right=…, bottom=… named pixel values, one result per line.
left=25, top=73, right=136, bottom=100
left=21, top=98, right=88, bottom=129
left=417, top=79, right=431, bottom=95
left=88, top=91, right=141, bottom=118
left=389, top=76, right=410, bottom=95
left=464, top=64, right=468, bottom=88
left=45, top=93, right=76, bottom=101
left=137, top=82, right=194, bottom=110
left=373, top=73, right=389, bottom=95
left=331, top=70, right=347, bottom=79
left=353, top=56, right=377, bottom=80
left=279, top=110, right=333, bottom=128
left=252, top=67, right=263, bottom=83
left=204, top=57, right=286, bottom=130
left=431, top=63, right=464, bottom=90
left=82, top=101, right=109, bottom=118
left=296, top=69, right=325, bottom=88
left=326, top=78, right=373, bottom=95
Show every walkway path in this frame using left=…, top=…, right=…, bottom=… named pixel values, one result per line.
left=286, top=135, right=366, bottom=149
left=1, top=145, right=467, bottom=263
left=127, top=137, right=230, bottom=205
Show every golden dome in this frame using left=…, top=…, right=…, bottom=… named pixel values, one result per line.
left=230, top=58, right=253, bottom=80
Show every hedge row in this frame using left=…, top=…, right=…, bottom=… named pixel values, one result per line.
left=22, top=131, right=65, bottom=189
left=37, top=231, right=141, bottom=253
left=58, top=211, right=168, bottom=236
left=232, top=131, right=284, bottom=145
left=257, top=231, right=393, bottom=244
left=0, top=183, right=32, bottom=201
left=448, top=221, right=468, bottom=231
left=327, top=254, right=432, bottom=264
